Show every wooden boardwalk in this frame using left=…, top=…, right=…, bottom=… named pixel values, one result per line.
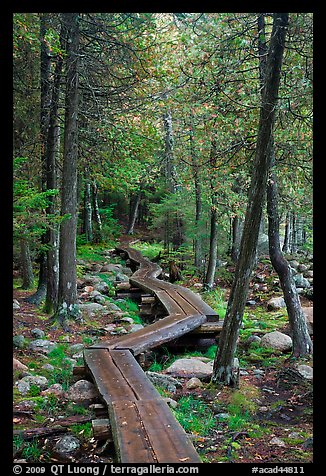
left=83, top=244, right=219, bottom=463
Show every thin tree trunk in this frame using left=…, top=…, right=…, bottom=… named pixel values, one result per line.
left=193, top=167, right=203, bottom=268
left=205, top=201, right=218, bottom=289
left=282, top=211, right=291, bottom=253
left=54, top=13, right=81, bottom=328
left=205, top=139, right=219, bottom=289
left=84, top=170, right=93, bottom=242
left=127, top=189, right=141, bottom=235
left=92, top=180, right=102, bottom=242
left=212, top=13, right=289, bottom=387
left=231, top=215, right=242, bottom=262
left=20, top=239, right=34, bottom=289
left=267, top=170, right=312, bottom=356
left=44, top=21, right=65, bottom=314
left=25, top=14, right=51, bottom=305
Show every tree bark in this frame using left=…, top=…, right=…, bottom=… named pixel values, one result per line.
left=127, top=189, right=142, bottom=235
left=25, top=14, right=51, bottom=305
left=205, top=140, right=219, bottom=289
left=92, top=180, right=102, bottom=242
left=267, top=170, right=312, bottom=356
left=282, top=211, right=291, bottom=253
left=54, top=13, right=81, bottom=327
left=212, top=13, right=289, bottom=387
left=230, top=215, right=242, bottom=262
left=20, top=239, right=34, bottom=289
left=205, top=203, right=218, bottom=289
left=84, top=169, right=93, bottom=242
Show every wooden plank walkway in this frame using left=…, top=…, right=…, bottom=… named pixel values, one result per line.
left=84, top=244, right=219, bottom=463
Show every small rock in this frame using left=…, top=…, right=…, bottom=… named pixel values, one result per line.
left=269, top=437, right=286, bottom=447
left=42, top=363, right=55, bottom=372
left=293, top=273, right=310, bottom=289
left=267, top=296, right=286, bottom=310
left=186, top=377, right=203, bottom=389
left=66, top=379, right=98, bottom=406
left=253, top=369, right=265, bottom=376
left=146, top=371, right=182, bottom=394
left=303, top=437, right=313, bottom=449
left=29, top=339, right=56, bottom=354
left=13, top=358, right=28, bottom=372
left=93, top=294, right=107, bottom=304
left=13, top=335, right=25, bottom=349
left=259, top=406, right=269, bottom=412
left=16, top=375, right=49, bottom=395
left=163, top=397, right=178, bottom=409
left=41, top=383, right=64, bottom=398
left=247, top=335, right=261, bottom=345
left=129, top=324, right=144, bottom=333
left=297, top=264, right=308, bottom=273
left=94, top=282, right=110, bottom=295
left=31, top=328, right=45, bottom=339
left=165, top=357, right=213, bottom=379
left=246, top=300, right=257, bottom=306
left=54, top=435, right=80, bottom=455
left=296, top=364, right=313, bottom=380
left=115, top=273, right=130, bottom=283
left=261, top=331, right=292, bottom=352
left=70, top=343, right=84, bottom=354
left=193, top=283, right=203, bottom=288
left=13, top=299, right=20, bottom=310
left=120, top=316, right=134, bottom=324
left=215, top=413, right=230, bottom=421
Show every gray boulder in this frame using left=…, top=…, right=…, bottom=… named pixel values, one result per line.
left=31, top=328, right=45, bottom=339
left=78, top=302, right=107, bottom=316
left=296, top=364, right=313, bottom=380
left=146, top=371, right=182, bottom=394
left=293, top=273, right=310, bottom=289
left=29, top=339, right=56, bottom=354
left=13, top=335, right=25, bottom=349
left=267, top=296, right=286, bottom=311
left=54, top=435, right=80, bottom=455
left=164, top=357, right=213, bottom=379
left=261, top=331, right=292, bottom=352
left=94, top=282, right=110, bottom=295
left=66, top=379, right=98, bottom=406
left=16, top=375, right=49, bottom=395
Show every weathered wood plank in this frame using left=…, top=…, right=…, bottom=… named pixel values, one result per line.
left=136, top=400, right=201, bottom=463
left=110, top=350, right=161, bottom=400
left=113, top=313, right=207, bottom=355
left=83, top=348, right=136, bottom=403
left=110, top=400, right=157, bottom=463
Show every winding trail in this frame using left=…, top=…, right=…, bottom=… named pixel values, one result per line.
left=83, top=244, right=219, bottom=463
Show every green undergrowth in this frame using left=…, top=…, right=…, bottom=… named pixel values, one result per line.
left=172, top=395, right=215, bottom=436
left=131, top=241, right=164, bottom=260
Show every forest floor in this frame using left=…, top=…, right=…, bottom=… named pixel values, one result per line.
left=12, top=241, right=313, bottom=464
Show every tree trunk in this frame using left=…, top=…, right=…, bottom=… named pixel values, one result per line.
left=54, top=13, right=81, bottom=327
left=282, top=211, right=291, bottom=253
left=205, top=140, right=219, bottom=289
left=25, top=14, right=51, bottom=305
left=127, top=189, right=142, bottom=235
left=44, top=21, right=65, bottom=314
left=205, top=203, right=218, bottom=289
left=84, top=170, right=93, bottom=242
left=230, top=215, right=242, bottom=262
left=267, top=170, right=312, bottom=356
left=92, top=180, right=102, bottom=242
left=20, top=239, right=34, bottom=289
left=212, top=13, right=289, bottom=387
